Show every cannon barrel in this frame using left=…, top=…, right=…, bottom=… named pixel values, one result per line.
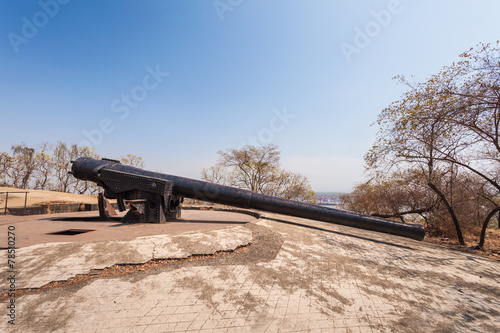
left=71, top=157, right=425, bottom=241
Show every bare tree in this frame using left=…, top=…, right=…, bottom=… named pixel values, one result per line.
left=217, top=144, right=280, bottom=192
left=73, top=146, right=100, bottom=194
left=120, top=154, right=145, bottom=168
left=364, top=42, right=500, bottom=247
left=52, top=142, right=75, bottom=192
left=1, top=141, right=144, bottom=195
left=263, top=170, right=316, bottom=203
left=33, top=142, right=53, bottom=190
left=52, top=142, right=100, bottom=193
left=8, top=143, right=38, bottom=189
left=201, top=165, right=232, bottom=186
left=342, top=169, right=439, bottom=223
left=0, top=152, right=13, bottom=186
left=202, top=145, right=316, bottom=203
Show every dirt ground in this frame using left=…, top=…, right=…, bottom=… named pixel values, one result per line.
left=426, top=228, right=500, bottom=262
left=0, top=187, right=98, bottom=209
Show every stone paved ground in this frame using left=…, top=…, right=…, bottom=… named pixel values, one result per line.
left=1, top=212, right=499, bottom=332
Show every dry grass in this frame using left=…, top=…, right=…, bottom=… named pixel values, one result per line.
left=425, top=228, right=500, bottom=261
left=0, top=187, right=97, bottom=208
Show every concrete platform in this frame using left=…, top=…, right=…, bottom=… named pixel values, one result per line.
left=0, top=210, right=499, bottom=332
left=0, top=209, right=256, bottom=248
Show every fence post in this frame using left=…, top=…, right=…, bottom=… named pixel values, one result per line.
left=4, top=192, right=8, bottom=215
left=24, top=192, right=28, bottom=216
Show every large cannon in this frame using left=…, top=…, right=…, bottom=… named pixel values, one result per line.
left=70, top=157, right=425, bottom=241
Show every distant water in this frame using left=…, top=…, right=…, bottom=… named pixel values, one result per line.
left=315, top=192, right=346, bottom=196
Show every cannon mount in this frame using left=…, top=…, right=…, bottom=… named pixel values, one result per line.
left=70, top=157, right=426, bottom=241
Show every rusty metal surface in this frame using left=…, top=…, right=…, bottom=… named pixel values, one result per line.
left=97, top=192, right=117, bottom=221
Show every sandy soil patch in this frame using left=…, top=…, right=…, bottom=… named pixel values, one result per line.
left=0, top=187, right=98, bottom=208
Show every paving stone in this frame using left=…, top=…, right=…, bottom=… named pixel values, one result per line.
left=1, top=212, right=499, bottom=332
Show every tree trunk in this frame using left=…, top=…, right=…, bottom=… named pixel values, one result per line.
left=477, top=206, right=500, bottom=249
left=427, top=182, right=465, bottom=245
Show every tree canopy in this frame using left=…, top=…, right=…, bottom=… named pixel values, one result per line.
left=0, top=141, right=144, bottom=195
left=344, top=41, right=500, bottom=248
left=202, top=144, right=317, bottom=203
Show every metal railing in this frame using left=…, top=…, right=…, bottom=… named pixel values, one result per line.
left=1, top=191, right=29, bottom=216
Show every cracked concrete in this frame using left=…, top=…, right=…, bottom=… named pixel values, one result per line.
left=1, top=210, right=499, bottom=332
left=0, top=225, right=252, bottom=291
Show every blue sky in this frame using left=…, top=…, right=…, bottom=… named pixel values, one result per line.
left=1, top=0, right=499, bottom=192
